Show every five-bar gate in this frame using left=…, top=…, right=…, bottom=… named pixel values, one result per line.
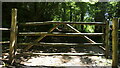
left=1, top=8, right=119, bottom=68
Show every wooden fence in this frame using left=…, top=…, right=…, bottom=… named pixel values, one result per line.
left=1, top=8, right=119, bottom=68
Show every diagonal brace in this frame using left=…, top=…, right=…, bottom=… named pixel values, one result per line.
left=65, top=24, right=105, bottom=50
left=22, top=24, right=60, bottom=52
left=65, top=24, right=96, bottom=43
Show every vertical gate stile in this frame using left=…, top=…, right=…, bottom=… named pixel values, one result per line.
left=9, top=8, right=17, bottom=64
left=102, top=22, right=105, bottom=45
left=105, top=20, right=109, bottom=58
left=15, top=23, right=18, bottom=57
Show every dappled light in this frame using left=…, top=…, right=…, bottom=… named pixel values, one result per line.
left=1, top=2, right=120, bottom=68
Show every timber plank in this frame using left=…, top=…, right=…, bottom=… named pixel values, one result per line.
left=18, top=32, right=104, bottom=36
left=0, top=41, right=10, bottom=44
left=18, top=42, right=104, bottom=46
left=18, top=21, right=105, bottom=26
left=16, top=53, right=105, bottom=56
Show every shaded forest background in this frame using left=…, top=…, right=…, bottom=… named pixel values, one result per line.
left=2, top=2, right=120, bottom=52
left=2, top=2, right=120, bottom=27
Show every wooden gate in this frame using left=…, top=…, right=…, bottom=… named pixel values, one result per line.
left=1, top=8, right=119, bottom=68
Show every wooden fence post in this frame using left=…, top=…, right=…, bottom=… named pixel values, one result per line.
left=112, top=18, right=119, bottom=68
left=9, top=8, right=17, bottom=64
left=105, top=20, right=109, bottom=58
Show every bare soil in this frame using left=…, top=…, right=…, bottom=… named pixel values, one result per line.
left=16, top=46, right=112, bottom=67
left=2, top=35, right=117, bottom=67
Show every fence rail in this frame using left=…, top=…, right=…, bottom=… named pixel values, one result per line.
left=18, top=21, right=106, bottom=26
left=16, top=53, right=105, bottom=56
left=0, top=41, right=10, bottom=44
left=18, top=32, right=104, bottom=36
left=0, top=28, right=10, bottom=30
left=18, top=42, right=104, bottom=46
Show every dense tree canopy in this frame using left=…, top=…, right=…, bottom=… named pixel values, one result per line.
left=2, top=2, right=120, bottom=41
left=2, top=2, right=120, bottom=32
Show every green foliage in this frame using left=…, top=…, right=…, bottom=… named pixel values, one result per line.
left=57, top=2, right=97, bottom=32
left=2, top=2, right=120, bottom=34
left=84, top=25, right=95, bottom=33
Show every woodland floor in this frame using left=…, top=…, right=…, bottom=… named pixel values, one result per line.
left=1, top=36, right=120, bottom=68
left=20, top=46, right=112, bottom=67
left=2, top=44, right=114, bottom=68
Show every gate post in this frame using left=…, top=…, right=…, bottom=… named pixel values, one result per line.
left=112, top=18, right=119, bottom=68
left=9, top=8, right=17, bottom=64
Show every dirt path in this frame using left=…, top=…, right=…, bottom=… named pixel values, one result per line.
left=2, top=36, right=113, bottom=67
left=16, top=46, right=112, bottom=67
